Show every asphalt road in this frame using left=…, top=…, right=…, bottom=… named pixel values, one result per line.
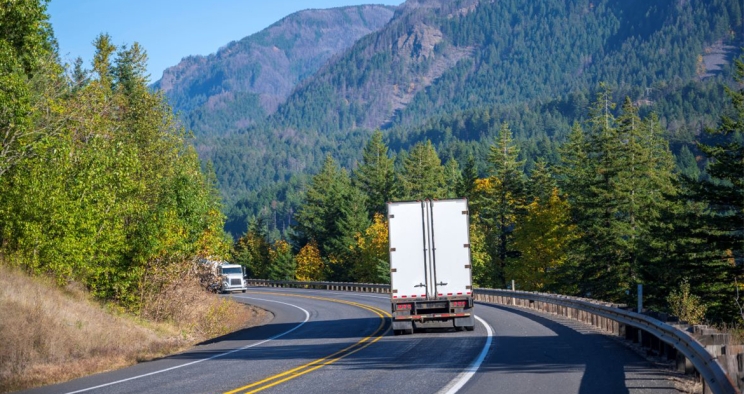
left=20, top=287, right=678, bottom=394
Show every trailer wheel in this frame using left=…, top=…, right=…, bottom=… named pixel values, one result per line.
left=464, top=326, right=474, bottom=331
left=393, top=330, right=402, bottom=336
left=455, top=326, right=464, bottom=332
left=405, top=328, right=414, bottom=335
left=242, top=289, right=246, bottom=293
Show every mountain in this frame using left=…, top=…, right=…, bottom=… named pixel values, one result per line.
left=268, top=0, right=741, bottom=134
left=153, top=5, right=397, bottom=136
left=155, top=0, right=742, bottom=237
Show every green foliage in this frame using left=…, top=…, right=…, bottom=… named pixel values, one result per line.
left=668, top=279, right=708, bottom=324
left=658, top=56, right=744, bottom=320
left=397, top=140, right=447, bottom=200
left=353, top=130, right=396, bottom=216
left=232, top=218, right=271, bottom=278
left=0, top=9, right=228, bottom=311
left=292, top=155, right=369, bottom=281
left=556, top=88, right=678, bottom=302
left=268, top=240, right=295, bottom=281
left=471, top=123, right=527, bottom=288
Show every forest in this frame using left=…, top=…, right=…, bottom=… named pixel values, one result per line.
left=235, top=77, right=743, bottom=322
left=201, top=0, right=743, bottom=242
left=0, top=1, right=230, bottom=313
left=0, top=0, right=742, bottom=328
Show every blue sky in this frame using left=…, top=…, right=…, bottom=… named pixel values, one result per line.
left=48, top=0, right=403, bottom=83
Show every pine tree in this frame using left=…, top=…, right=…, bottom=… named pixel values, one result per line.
left=444, top=158, right=462, bottom=198
left=234, top=218, right=271, bottom=278
left=528, top=159, right=556, bottom=203
left=473, top=123, right=527, bottom=288
left=456, top=154, right=478, bottom=201
left=558, top=88, right=678, bottom=302
left=92, top=34, right=116, bottom=90
left=268, top=240, right=295, bottom=280
left=397, top=140, right=447, bottom=200
left=70, top=57, right=89, bottom=91
left=666, top=57, right=744, bottom=319
left=293, top=155, right=369, bottom=281
left=354, top=130, right=395, bottom=216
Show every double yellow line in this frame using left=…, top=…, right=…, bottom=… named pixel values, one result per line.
left=225, top=292, right=391, bottom=394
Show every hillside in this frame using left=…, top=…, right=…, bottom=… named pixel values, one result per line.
left=153, top=5, right=396, bottom=136
left=269, top=0, right=741, bottom=133
left=186, top=0, right=742, bottom=219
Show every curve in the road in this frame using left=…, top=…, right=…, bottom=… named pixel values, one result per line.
left=21, top=287, right=679, bottom=394
left=225, top=292, right=391, bottom=394
left=62, top=297, right=312, bottom=394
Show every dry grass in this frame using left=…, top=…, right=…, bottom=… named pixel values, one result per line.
left=0, top=264, right=269, bottom=393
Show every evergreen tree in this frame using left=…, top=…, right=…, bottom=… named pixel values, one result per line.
left=473, top=123, right=527, bottom=288
left=268, top=240, right=295, bottom=280
left=558, top=88, right=678, bottom=302
left=293, top=155, right=369, bottom=281
left=528, top=159, right=556, bottom=203
left=444, top=158, right=462, bottom=198
left=676, top=145, right=701, bottom=181
left=70, top=56, right=89, bottom=91
left=456, top=154, right=478, bottom=201
left=113, top=42, right=149, bottom=95
left=91, top=34, right=116, bottom=90
left=233, top=218, right=271, bottom=278
left=664, top=57, right=744, bottom=320
left=397, top=140, right=447, bottom=200
left=354, top=130, right=395, bottom=216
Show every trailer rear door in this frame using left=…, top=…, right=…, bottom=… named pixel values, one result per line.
left=430, top=199, right=472, bottom=297
left=388, top=201, right=428, bottom=300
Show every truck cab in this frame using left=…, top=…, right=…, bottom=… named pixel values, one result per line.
left=217, top=263, right=248, bottom=293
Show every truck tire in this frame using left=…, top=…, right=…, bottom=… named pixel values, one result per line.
left=465, top=326, right=475, bottom=331
left=242, top=289, right=246, bottom=293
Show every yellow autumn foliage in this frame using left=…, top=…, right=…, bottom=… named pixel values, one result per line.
left=295, top=242, right=324, bottom=281
left=508, top=188, right=578, bottom=291
left=351, top=213, right=389, bottom=283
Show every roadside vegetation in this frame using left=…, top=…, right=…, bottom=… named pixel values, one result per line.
left=0, top=264, right=266, bottom=393
left=0, top=2, right=266, bottom=391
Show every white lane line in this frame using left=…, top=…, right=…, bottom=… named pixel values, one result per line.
left=437, top=315, right=494, bottom=394
left=64, top=297, right=309, bottom=394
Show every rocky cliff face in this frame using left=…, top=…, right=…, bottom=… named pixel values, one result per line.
left=153, top=5, right=396, bottom=134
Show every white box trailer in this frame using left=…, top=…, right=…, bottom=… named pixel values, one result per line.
left=388, top=199, right=475, bottom=335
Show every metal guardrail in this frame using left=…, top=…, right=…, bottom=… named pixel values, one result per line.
left=244, top=279, right=738, bottom=394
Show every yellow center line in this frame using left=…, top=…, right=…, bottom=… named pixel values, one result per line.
left=225, top=291, right=391, bottom=394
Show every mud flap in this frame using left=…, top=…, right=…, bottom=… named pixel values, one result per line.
left=393, top=320, right=413, bottom=331
left=453, top=315, right=475, bottom=328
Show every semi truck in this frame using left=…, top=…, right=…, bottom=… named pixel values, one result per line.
left=200, top=260, right=248, bottom=293
left=387, top=198, right=475, bottom=335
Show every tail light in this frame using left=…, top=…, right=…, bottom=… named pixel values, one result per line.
left=396, top=303, right=412, bottom=310
left=452, top=301, right=467, bottom=308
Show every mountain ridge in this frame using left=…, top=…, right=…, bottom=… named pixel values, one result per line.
left=153, top=4, right=397, bottom=135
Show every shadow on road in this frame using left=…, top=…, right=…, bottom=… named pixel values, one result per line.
left=164, top=300, right=674, bottom=394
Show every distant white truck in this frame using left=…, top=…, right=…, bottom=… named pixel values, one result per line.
left=387, top=199, right=475, bottom=335
left=201, top=260, right=248, bottom=293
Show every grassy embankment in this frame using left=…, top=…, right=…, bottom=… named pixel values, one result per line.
left=0, top=264, right=269, bottom=393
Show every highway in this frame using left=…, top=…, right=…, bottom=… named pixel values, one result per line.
left=21, top=287, right=678, bottom=394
